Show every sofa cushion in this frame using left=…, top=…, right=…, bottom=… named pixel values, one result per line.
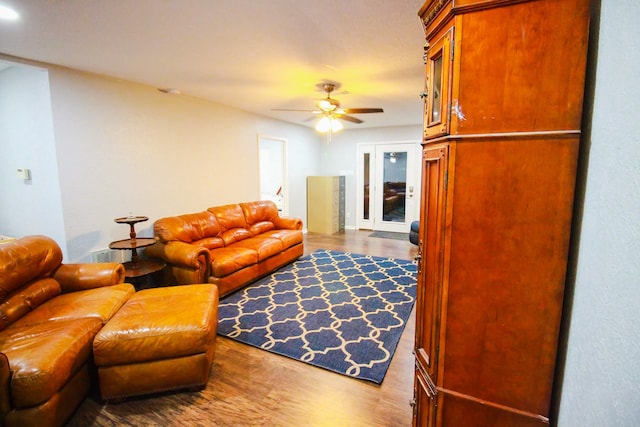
left=209, top=247, right=258, bottom=277
left=154, top=211, right=220, bottom=243
left=7, top=284, right=135, bottom=329
left=240, top=200, right=279, bottom=223
left=220, top=228, right=253, bottom=245
left=0, top=317, right=103, bottom=408
left=208, top=204, right=247, bottom=232
left=0, top=278, right=61, bottom=331
left=241, top=201, right=280, bottom=236
left=208, top=204, right=252, bottom=245
left=259, top=229, right=303, bottom=250
left=192, top=236, right=225, bottom=250
left=248, top=221, right=275, bottom=235
left=0, top=235, right=62, bottom=300
left=230, top=237, right=284, bottom=262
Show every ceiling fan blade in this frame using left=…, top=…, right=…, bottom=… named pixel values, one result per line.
left=342, top=108, right=384, bottom=114
left=272, top=108, right=318, bottom=112
left=338, top=114, right=363, bottom=124
left=303, top=115, right=317, bottom=122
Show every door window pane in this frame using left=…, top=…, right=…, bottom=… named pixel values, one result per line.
left=363, top=153, right=370, bottom=220
left=382, top=152, right=407, bottom=223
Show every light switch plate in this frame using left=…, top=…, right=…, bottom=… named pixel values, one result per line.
left=17, top=168, right=31, bottom=180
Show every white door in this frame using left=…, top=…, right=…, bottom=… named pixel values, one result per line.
left=357, top=142, right=421, bottom=233
left=258, top=135, right=287, bottom=215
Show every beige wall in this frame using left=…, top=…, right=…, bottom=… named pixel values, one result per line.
left=0, top=63, right=67, bottom=254
left=1, top=59, right=422, bottom=263
left=5, top=63, right=321, bottom=262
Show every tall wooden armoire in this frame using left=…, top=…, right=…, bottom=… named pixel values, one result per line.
left=413, top=1, right=590, bottom=426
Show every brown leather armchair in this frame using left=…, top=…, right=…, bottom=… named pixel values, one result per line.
left=0, top=235, right=135, bottom=427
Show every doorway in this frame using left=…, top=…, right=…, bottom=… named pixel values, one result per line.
left=258, top=135, right=287, bottom=215
left=356, top=142, right=421, bottom=233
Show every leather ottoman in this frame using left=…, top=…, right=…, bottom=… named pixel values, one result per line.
left=93, top=284, right=219, bottom=401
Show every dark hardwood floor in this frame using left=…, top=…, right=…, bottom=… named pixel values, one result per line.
left=66, top=230, right=418, bottom=427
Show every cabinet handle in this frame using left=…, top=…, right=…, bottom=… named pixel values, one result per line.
left=414, top=254, right=422, bottom=262
left=419, top=91, right=428, bottom=99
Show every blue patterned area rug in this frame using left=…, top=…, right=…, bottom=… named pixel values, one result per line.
left=217, top=249, right=417, bottom=384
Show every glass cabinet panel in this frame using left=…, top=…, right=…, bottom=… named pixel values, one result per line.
left=424, top=29, right=453, bottom=140
left=430, top=55, right=443, bottom=124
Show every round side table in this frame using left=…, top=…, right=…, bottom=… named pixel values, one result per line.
left=109, top=216, right=165, bottom=287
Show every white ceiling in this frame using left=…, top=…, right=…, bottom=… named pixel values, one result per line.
left=0, top=0, right=426, bottom=129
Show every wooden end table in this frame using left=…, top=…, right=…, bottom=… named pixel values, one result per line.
left=109, top=216, right=165, bottom=288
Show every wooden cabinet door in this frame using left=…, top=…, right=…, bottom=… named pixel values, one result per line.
left=414, top=145, right=449, bottom=382
left=413, top=362, right=437, bottom=427
left=423, top=28, right=453, bottom=140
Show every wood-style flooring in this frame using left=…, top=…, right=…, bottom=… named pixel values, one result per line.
left=66, top=230, right=419, bottom=427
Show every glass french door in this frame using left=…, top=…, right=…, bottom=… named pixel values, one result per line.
left=357, top=142, right=421, bottom=233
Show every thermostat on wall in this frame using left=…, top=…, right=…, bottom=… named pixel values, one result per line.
left=17, top=168, right=31, bottom=180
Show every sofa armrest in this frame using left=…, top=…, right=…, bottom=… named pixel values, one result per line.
left=145, top=241, right=210, bottom=284
left=145, top=241, right=209, bottom=268
left=273, top=216, right=303, bottom=230
left=54, top=263, right=126, bottom=293
left=0, top=352, right=12, bottom=417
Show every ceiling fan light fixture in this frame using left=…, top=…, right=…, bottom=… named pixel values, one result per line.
left=331, top=118, right=343, bottom=132
left=315, top=116, right=343, bottom=133
left=318, top=97, right=341, bottom=112
left=318, top=100, right=334, bottom=110
left=316, top=116, right=331, bottom=132
left=276, top=81, right=384, bottom=131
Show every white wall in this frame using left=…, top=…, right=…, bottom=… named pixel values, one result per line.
left=0, top=64, right=67, bottom=256
left=21, top=65, right=321, bottom=262
left=2, top=59, right=420, bottom=262
left=319, top=125, right=422, bottom=228
left=557, top=1, right=640, bottom=425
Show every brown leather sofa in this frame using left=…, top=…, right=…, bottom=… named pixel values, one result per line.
left=0, top=235, right=135, bottom=427
left=146, top=200, right=303, bottom=296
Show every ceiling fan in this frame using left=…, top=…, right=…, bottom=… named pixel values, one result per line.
left=273, top=82, right=384, bottom=132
